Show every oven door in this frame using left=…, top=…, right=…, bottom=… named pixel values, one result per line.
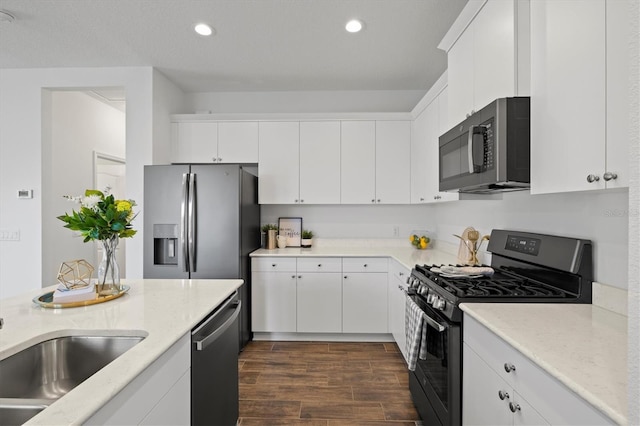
left=409, top=295, right=461, bottom=426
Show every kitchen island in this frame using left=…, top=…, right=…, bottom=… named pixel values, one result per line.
left=0, top=278, right=243, bottom=425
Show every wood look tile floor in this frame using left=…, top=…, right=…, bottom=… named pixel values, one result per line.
left=238, top=341, right=421, bottom=425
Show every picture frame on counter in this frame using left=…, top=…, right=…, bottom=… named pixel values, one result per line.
left=278, top=217, right=302, bottom=247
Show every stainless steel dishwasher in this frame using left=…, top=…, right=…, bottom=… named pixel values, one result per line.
left=191, top=292, right=241, bottom=426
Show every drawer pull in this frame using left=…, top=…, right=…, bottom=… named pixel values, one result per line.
left=363, top=264, right=368, bottom=267
left=272, top=264, right=276, bottom=267
left=504, top=363, right=516, bottom=373
left=318, top=264, right=322, bottom=267
left=509, top=402, right=521, bottom=413
left=344, top=276, right=348, bottom=279
left=498, top=390, right=509, bottom=400
left=291, top=275, right=296, bottom=279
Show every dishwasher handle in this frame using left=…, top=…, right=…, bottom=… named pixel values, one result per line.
left=192, top=297, right=241, bottom=351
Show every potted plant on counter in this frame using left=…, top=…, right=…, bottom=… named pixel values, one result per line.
left=301, top=230, right=314, bottom=248
left=262, top=224, right=278, bottom=249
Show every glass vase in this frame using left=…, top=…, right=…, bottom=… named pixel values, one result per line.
left=98, top=235, right=121, bottom=296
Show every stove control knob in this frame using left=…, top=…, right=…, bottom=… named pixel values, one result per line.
left=432, top=297, right=446, bottom=311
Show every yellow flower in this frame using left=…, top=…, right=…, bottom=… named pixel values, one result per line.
left=116, top=200, right=132, bottom=212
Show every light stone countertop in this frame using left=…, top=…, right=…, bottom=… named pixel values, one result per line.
left=250, top=245, right=460, bottom=271
left=0, top=278, right=243, bottom=425
left=460, top=303, right=628, bottom=425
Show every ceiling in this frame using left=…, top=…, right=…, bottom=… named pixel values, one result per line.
left=0, top=0, right=467, bottom=94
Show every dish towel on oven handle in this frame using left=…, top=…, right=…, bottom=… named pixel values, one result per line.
left=405, top=296, right=428, bottom=371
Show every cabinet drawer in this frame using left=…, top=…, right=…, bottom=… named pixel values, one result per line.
left=389, top=259, right=410, bottom=282
left=296, top=257, right=342, bottom=273
left=251, top=257, right=296, bottom=272
left=342, top=257, right=388, bottom=273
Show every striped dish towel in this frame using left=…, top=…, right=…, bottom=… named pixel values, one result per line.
left=405, top=296, right=428, bottom=371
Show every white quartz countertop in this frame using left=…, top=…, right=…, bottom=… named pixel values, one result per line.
left=460, top=303, right=628, bottom=425
left=0, top=278, right=243, bottom=425
left=250, top=246, right=460, bottom=271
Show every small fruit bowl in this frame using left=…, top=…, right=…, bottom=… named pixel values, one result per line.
left=409, top=231, right=432, bottom=250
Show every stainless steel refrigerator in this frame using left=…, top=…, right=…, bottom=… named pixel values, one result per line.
left=143, top=164, right=259, bottom=349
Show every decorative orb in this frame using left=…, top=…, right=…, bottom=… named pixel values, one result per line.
left=57, top=259, right=94, bottom=289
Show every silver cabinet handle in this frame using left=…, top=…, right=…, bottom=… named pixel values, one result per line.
left=377, top=199, right=381, bottom=203
left=371, top=199, right=375, bottom=203
left=509, top=402, right=521, bottom=413
left=344, top=276, right=348, bottom=279
left=298, top=275, right=302, bottom=279
left=363, top=264, right=368, bottom=268
left=218, top=157, right=222, bottom=162
left=294, top=199, right=299, bottom=203
left=317, top=264, right=322, bottom=267
left=212, top=157, right=217, bottom=162
left=300, top=199, right=304, bottom=203
left=291, top=275, right=296, bottom=279
left=586, top=174, right=600, bottom=183
left=420, top=197, right=424, bottom=202
left=504, top=363, right=516, bottom=373
left=498, top=390, right=510, bottom=400
left=603, top=172, right=618, bottom=181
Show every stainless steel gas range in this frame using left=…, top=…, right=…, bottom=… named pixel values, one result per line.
left=406, top=229, right=593, bottom=426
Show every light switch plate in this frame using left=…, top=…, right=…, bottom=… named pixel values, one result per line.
left=17, top=189, right=33, bottom=199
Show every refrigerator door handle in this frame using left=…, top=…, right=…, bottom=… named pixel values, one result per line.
left=181, top=173, right=189, bottom=272
left=188, top=172, right=197, bottom=273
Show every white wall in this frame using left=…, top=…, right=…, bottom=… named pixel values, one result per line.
left=264, top=188, right=628, bottom=289
left=185, top=90, right=426, bottom=114
left=0, top=67, right=185, bottom=299
left=43, top=91, right=126, bottom=286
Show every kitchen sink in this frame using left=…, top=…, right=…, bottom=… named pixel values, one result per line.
left=0, top=335, right=144, bottom=425
left=0, top=401, right=47, bottom=426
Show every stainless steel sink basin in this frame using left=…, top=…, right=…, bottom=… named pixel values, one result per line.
left=0, top=335, right=144, bottom=425
left=0, top=401, right=47, bottom=426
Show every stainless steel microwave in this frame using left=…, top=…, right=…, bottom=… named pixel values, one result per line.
left=439, top=97, right=530, bottom=194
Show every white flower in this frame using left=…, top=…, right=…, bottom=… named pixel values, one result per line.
left=81, top=194, right=102, bottom=211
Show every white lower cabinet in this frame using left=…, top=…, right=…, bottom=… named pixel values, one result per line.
left=296, top=258, right=342, bottom=333
left=342, top=258, right=388, bottom=333
left=252, top=257, right=389, bottom=335
left=463, top=315, right=614, bottom=425
left=252, top=271, right=297, bottom=332
left=86, top=334, right=190, bottom=425
left=388, top=259, right=409, bottom=362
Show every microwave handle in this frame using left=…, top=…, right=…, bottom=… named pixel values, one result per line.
left=468, top=125, right=485, bottom=174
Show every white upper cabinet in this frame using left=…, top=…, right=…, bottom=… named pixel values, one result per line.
left=171, top=121, right=259, bottom=164
left=375, top=121, right=411, bottom=204
left=217, top=122, right=259, bottom=163
left=299, top=121, right=341, bottom=204
left=530, top=0, right=628, bottom=194
left=412, top=82, right=459, bottom=204
left=341, top=121, right=376, bottom=204
left=171, top=122, right=218, bottom=164
left=258, top=121, right=300, bottom=204
left=440, top=0, right=529, bottom=128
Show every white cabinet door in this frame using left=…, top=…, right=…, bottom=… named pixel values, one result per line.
left=414, top=89, right=459, bottom=204
left=341, top=121, right=376, bottom=204
left=473, top=0, right=516, bottom=110
left=299, top=121, right=341, bottom=204
left=411, top=106, right=430, bottom=204
left=173, top=122, right=218, bottom=163
left=463, top=343, right=513, bottom=426
left=447, top=25, right=474, bottom=126
left=140, top=369, right=190, bottom=425
left=342, top=272, right=388, bottom=333
left=258, top=122, right=300, bottom=204
left=604, top=0, right=630, bottom=189
left=297, top=272, right=342, bottom=333
left=530, top=0, right=606, bottom=194
left=252, top=271, right=297, bottom=332
left=217, top=121, right=258, bottom=163
left=388, top=260, right=409, bottom=361
left=375, top=121, right=411, bottom=204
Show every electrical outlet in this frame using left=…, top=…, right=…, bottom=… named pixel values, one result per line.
left=393, top=226, right=400, bottom=237
left=0, top=229, right=20, bottom=241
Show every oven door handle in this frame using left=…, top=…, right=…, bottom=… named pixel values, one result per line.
left=423, top=313, right=446, bottom=332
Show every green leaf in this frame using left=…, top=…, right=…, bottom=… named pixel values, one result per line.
left=85, top=189, right=104, bottom=198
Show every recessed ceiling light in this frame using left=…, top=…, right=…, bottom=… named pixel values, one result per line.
left=345, top=19, right=363, bottom=33
left=194, top=23, right=214, bottom=36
